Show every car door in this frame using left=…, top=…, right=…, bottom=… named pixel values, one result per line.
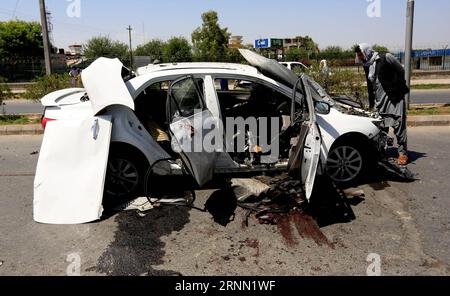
left=298, top=75, right=322, bottom=200
left=287, top=75, right=322, bottom=201
left=167, top=76, right=220, bottom=186
left=34, top=116, right=113, bottom=224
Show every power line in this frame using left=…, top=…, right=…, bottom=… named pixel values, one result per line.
left=11, top=0, right=20, bottom=19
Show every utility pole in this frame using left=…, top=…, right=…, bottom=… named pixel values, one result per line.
left=39, top=0, right=52, bottom=75
left=404, top=0, right=415, bottom=110
left=126, top=25, right=133, bottom=73
left=443, top=45, right=448, bottom=71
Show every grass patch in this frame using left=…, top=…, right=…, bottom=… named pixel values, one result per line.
left=0, top=115, right=41, bottom=125
left=409, top=105, right=450, bottom=116
left=411, top=84, right=450, bottom=90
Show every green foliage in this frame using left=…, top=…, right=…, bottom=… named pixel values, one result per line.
left=135, top=39, right=164, bottom=62
left=83, top=36, right=130, bottom=64
left=227, top=48, right=245, bottom=63
left=192, top=11, right=231, bottom=62
left=306, top=62, right=367, bottom=99
left=285, top=47, right=309, bottom=61
left=0, top=115, right=40, bottom=125
left=294, top=35, right=319, bottom=59
left=318, top=46, right=356, bottom=60
left=0, top=77, right=13, bottom=106
left=162, top=37, right=192, bottom=63
left=23, top=74, right=72, bottom=101
left=318, top=46, right=343, bottom=60
left=372, top=44, right=390, bottom=54
left=0, top=20, right=43, bottom=58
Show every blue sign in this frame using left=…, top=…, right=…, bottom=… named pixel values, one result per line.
left=396, top=49, right=450, bottom=59
left=255, top=39, right=270, bottom=49
left=413, top=49, right=450, bottom=58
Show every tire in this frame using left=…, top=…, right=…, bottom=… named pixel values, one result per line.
left=326, top=141, right=369, bottom=185
left=103, top=145, right=148, bottom=207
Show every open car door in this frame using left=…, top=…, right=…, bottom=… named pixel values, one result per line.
left=299, top=75, right=322, bottom=200
left=287, top=76, right=322, bottom=201
left=167, top=76, right=220, bottom=186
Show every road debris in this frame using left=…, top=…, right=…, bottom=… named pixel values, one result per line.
left=231, top=178, right=270, bottom=202
left=236, top=173, right=334, bottom=248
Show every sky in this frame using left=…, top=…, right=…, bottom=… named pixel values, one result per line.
left=0, top=0, right=449, bottom=52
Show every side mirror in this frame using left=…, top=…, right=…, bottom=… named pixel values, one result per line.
left=314, top=101, right=331, bottom=115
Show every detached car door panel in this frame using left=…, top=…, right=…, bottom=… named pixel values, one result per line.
left=34, top=116, right=112, bottom=224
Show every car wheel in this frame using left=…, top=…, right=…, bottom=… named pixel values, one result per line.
left=326, top=143, right=366, bottom=184
left=104, top=146, right=148, bottom=207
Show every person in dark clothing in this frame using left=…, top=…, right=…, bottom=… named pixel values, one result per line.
left=355, top=43, right=410, bottom=165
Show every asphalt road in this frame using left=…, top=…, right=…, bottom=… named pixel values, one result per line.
left=410, top=89, right=450, bottom=104
left=2, top=89, right=450, bottom=115
left=0, top=127, right=449, bottom=276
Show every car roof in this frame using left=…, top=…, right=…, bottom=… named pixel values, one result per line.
left=136, top=62, right=259, bottom=76
left=128, top=62, right=280, bottom=98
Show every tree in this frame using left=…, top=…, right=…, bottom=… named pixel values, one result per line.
left=372, top=44, right=390, bottom=54
left=162, top=37, right=192, bottom=63
left=285, top=47, right=309, bottom=61
left=135, top=39, right=165, bottom=62
left=0, top=20, right=43, bottom=58
left=191, top=11, right=231, bottom=62
left=319, top=46, right=344, bottom=60
left=294, top=35, right=319, bottom=59
left=83, top=36, right=129, bottom=64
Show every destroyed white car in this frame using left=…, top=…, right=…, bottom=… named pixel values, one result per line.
left=34, top=49, right=384, bottom=224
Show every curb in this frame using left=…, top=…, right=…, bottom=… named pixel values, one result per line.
left=0, top=124, right=43, bottom=136
left=407, top=115, right=450, bottom=127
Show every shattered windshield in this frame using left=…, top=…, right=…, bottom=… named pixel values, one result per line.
left=304, top=75, right=335, bottom=106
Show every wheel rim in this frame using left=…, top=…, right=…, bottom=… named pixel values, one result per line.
left=105, top=158, right=139, bottom=197
left=326, top=145, right=363, bottom=183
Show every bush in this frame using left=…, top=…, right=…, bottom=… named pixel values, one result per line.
left=306, top=62, right=367, bottom=99
left=23, top=74, right=73, bottom=101
left=0, top=77, right=13, bottom=112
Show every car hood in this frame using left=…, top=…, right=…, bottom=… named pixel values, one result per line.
left=239, top=49, right=300, bottom=89
left=81, top=57, right=135, bottom=115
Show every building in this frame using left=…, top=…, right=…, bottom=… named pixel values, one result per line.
left=68, top=44, right=83, bottom=56
left=283, top=38, right=301, bottom=50
left=229, top=36, right=244, bottom=49
left=396, top=49, right=450, bottom=70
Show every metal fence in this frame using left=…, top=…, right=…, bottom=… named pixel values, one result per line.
left=0, top=58, right=45, bottom=82
left=0, top=56, right=69, bottom=82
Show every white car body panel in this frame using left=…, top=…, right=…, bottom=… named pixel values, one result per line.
left=41, top=88, right=85, bottom=107
left=81, top=57, right=134, bottom=115
left=34, top=116, right=112, bottom=224
left=317, top=108, right=380, bottom=163
left=106, top=105, right=172, bottom=170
